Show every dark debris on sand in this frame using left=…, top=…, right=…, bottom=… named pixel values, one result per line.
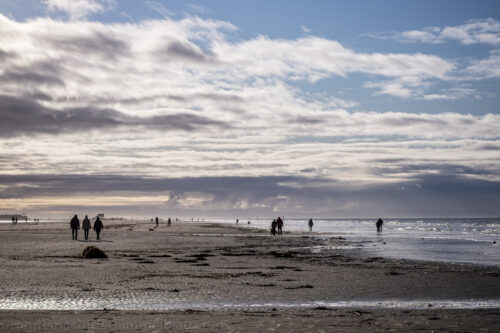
left=81, top=246, right=107, bottom=259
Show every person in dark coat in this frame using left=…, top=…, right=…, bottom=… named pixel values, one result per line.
left=308, top=218, right=314, bottom=231
left=82, top=215, right=91, bottom=240
left=70, top=215, right=80, bottom=240
left=270, top=219, right=277, bottom=236
left=276, top=217, right=284, bottom=236
left=167, top=217, right=171, bottom=227
left=155, top=216, right=159, bottom=227
left=376, top=218, right=384, bottom=232
left=94, top=217, right=104, bottom=240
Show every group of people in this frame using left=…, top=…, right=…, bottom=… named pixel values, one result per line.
left=237, top=216, right=385, bottom=235
left=155, top=217, right=172, bottom=227
left=270, top=217, right=315, bottom=236
left=70, top=215, right=103, bottom=241
left=270, top=217, right=284, bottom=236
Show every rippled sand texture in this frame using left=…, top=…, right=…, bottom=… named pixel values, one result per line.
left=1, top=220, right=500, bottom=332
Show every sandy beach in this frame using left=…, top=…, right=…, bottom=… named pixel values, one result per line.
left=0, top=220, right=499, bottom=332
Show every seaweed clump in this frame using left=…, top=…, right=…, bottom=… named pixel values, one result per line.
left=81, top=246, right=107, bottom=258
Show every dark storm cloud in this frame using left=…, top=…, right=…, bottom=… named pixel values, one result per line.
left=1, top=174, right=499, bottom=217
left=371, top=158, right=407, bottom=164
left=0, top=175, right=295, bottom=199
left=290, top=116, right=325, bottom=124
left=477, top=143, right=500, bottom=151
left=24, top=91, right=54, bottom=102
left=0, top=95, right=229, bottom=136
left=0, top=49, right=15, bottom=61
left=373, top=162, right=498, bottom=178
left=0, top=61, right=66, bottom=87
left=42, top=32, right=130, bottom=59
left=52, top=92, right=244, bottom=107
left=380, top=115, right=447, bottom=127
left=0, top=71, right=65, bottom=87
left=165, top=92, right=244, bottom=104
left=163, top=40, right=214, bottom=63
left=141, top=113, right=228, bottom=131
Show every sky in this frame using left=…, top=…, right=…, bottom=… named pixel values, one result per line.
left=0, top=0, right=499, bottom=219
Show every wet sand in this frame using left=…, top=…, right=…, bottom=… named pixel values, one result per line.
left=0, top=220, right=499, bottom=332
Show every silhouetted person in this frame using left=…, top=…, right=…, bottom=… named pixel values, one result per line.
left=82, top=215, right=91, bottom=240
left=94, top=217, right=103, bottom=240
left=11, top=216, right=15, bottom=224
left=270, top=219, right=277, bottom=236
left=155, top=216, right=159, bottom=227
left=236, top=219, right=239, bottom=224
left=70, top=215, right=80, bottom=240
left=276, top=217, right=283, bottom=235
left=167, top=217, right=171, bottom=227
left=308, top=218, right=314, bottom=231
left=376, top=218, right=384, bottom=232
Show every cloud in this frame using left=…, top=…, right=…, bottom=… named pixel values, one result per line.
left=366, top=18, right=500, bottom=45
left=0, top=174, right=499, bottom=217
left=43, top=0, right=116, bottom=20
left=0, top=95, right=228, bottom=136
left=300, top=25, right=311, bottom=33
left=42, top=31, right=130, bottom=60
left=465, top=50, right=500, bottom=79
left=162, top=40, right=214, bottom=63
left=187, top=4, right=210, bottom=14
left=0, top=12, right=456, bottom=118
left=215, top=35, right=454, bottom=83
left=423, top=87, right=475, bottom=100
left=0, top=12, right=464, bottom=139
left=147, top=0, right=174, bottom=17
left=0, top=12, right=499, bottom=218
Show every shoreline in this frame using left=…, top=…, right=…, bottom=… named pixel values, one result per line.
left=1, top=220, right=499, bottom=331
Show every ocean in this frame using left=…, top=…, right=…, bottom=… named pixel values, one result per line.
left=212, top=218, right=500, bottom=266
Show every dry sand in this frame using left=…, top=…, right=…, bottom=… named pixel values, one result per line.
left=0, top=220, right=499, bottom=332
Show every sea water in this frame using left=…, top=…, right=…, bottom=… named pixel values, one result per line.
left=212, top=218, right=500, bottom=266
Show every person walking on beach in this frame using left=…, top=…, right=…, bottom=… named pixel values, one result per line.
left=308, top=218, right=314, bottom=232
left=94, top=216, right=103, bottom=240
left=70, top=215, right=80, bottom=240
left=376, top=218, right=384, bottom=232
left=82, top=215, right=91, bottom=241
left=270, top=219, right=277, bottom=236
left=155, top=216, right=159, bottom=228
left=276, top=216, right=284, bottom=236
left=167, top=217, right=171, bottom=227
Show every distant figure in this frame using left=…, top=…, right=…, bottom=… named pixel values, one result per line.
left=376, top=218, right=384, bottom=232
left=236, top=219, right=239, bottom=224
left=94, top=217, right=104, bottom=240
left=167, top=217, right=171, bottom=227
left=270, top=219, right=277, bottom=236
left=82, top=215, right=91, bottom=241
left=155, top=216, right=159, bottom=228
left=70, top=215, right=80, bottom=240
left=276, top=217, right=284, bottom=236
left=308, top=218, right=314, bottom=231
left=11, top=216, right=15, bottom=224
left=248, top=221, right=250, bottom=224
